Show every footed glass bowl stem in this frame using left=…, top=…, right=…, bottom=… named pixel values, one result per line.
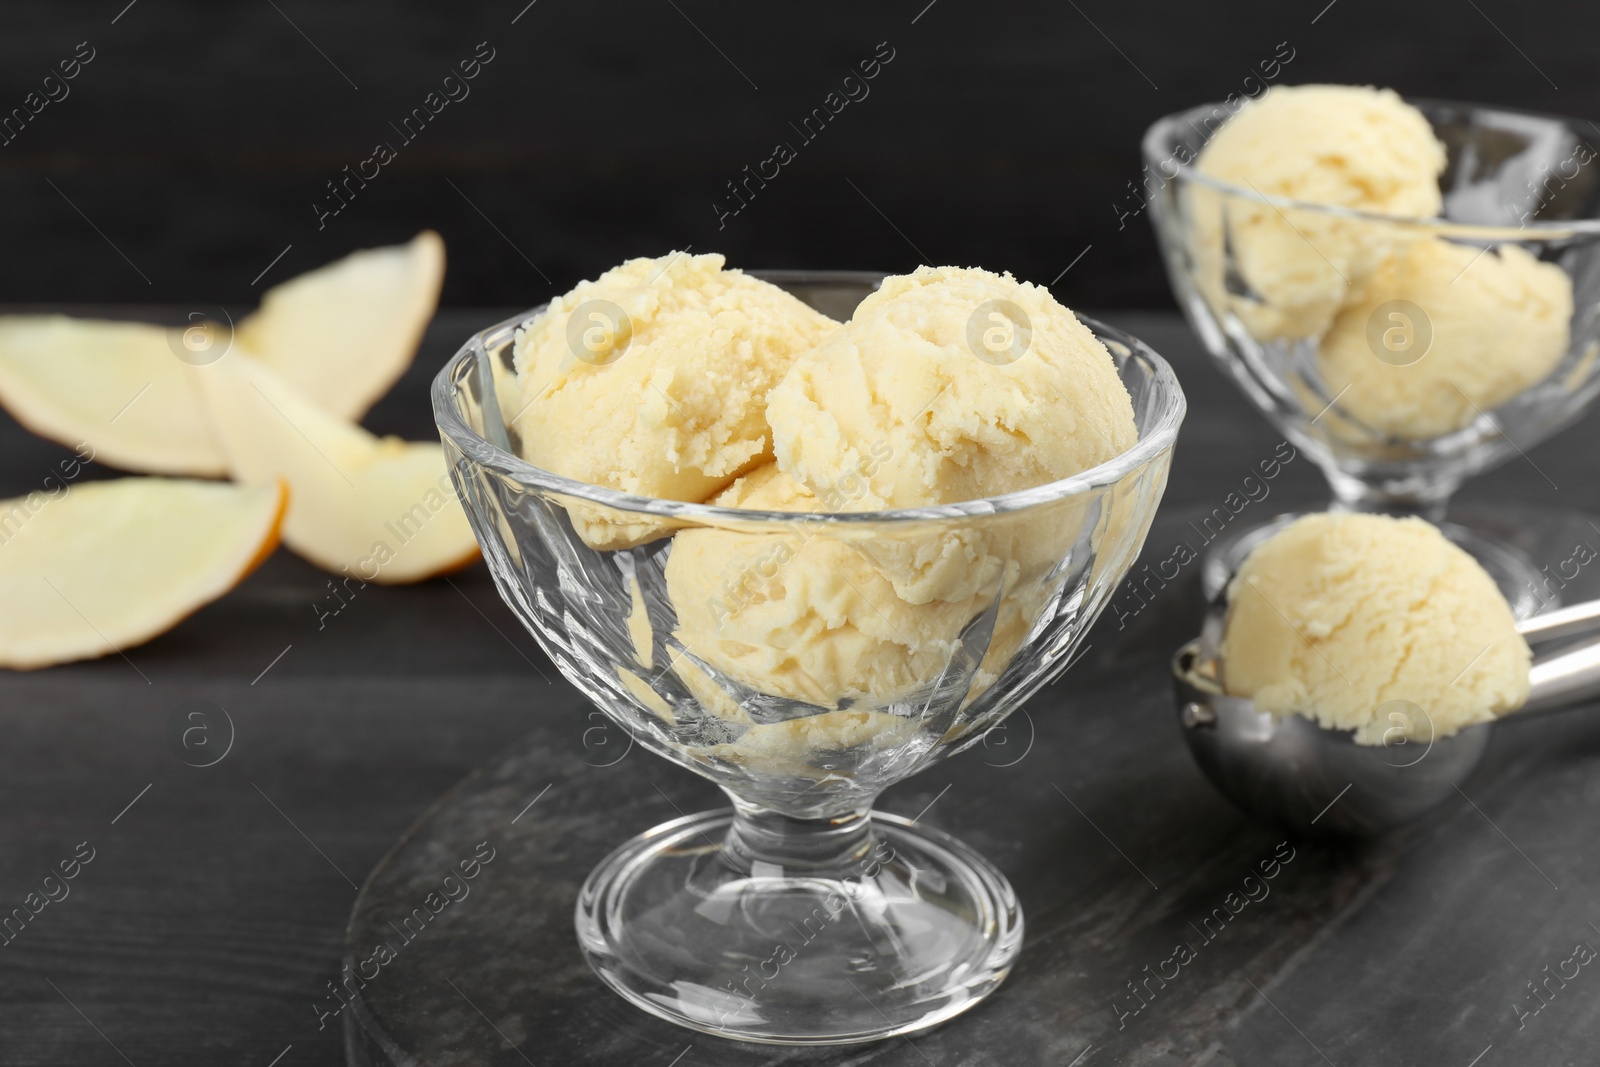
left=1324, top=468, right=1453, bottom=523
left=724, top=796, right=877, bottom=876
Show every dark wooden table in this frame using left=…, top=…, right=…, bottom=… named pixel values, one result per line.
left=3, top=310, right=1598, bottom=1067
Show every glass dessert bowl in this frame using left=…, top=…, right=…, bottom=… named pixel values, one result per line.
left=432, top=273, right=1185, bottom=1045
left=1144, top=97, right=1600, bottom=604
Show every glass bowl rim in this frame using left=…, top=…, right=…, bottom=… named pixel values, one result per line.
left=1142, top=96, right=1600, bottom=239
left=431, top=288, right=1186, bottom=526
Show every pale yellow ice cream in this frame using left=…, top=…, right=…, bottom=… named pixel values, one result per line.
left=664, top=464, right=990, bottom=710
left=1192, top=84, right=1447, bottom=340
left=1221, top=513, right=1530, bottom=744
left=766, top=265, right=1136, bottom=603
left=1316, top=239, right=1573, bottom=439
left=519, top=258, right=1144, bottom=776
left=513, top=252, right=838, bottom=548
left=662, top=464, right=1048, bottom=776
left=768, top=265, right=1136, bottom=509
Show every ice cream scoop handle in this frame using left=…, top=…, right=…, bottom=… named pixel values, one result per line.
left=1518, top=598, right=1600, bottom=647
left=1520, top=636, right=1600, bottom=716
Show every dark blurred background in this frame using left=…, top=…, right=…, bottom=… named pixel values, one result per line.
left=0, top=0, right=1593, bottom=310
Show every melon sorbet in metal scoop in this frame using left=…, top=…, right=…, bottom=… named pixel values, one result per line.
left=1220, top=512, right=1532, bottom=744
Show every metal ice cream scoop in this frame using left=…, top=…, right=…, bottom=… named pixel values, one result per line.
left=1173, top=597, right=1600, bottom=836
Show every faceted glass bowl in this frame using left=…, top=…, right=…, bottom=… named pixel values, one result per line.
left=432, top=273, right=1185, bottom=1044
left=1144, top=99, right=1600, bottom=598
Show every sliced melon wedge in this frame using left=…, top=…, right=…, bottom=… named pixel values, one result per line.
left=0, top=477, right=286, bottom=670
left=0, top=317, right=228, bottom=476
left=237, top=230, right=445, bottom=420
left=0, top=233, right=445, bottom=477
left=189, top=351, right=479, bottom=583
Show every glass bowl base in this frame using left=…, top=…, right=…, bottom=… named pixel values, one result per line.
left=575, top=809, right=1023, bottom=1045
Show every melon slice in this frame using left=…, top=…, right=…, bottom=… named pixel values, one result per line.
left=189, top=351, right=479, bottom=583
left=0, top=477, right=286, bottom=670
left=0, top=317, right=228, bottom=476
left=237, top=230, right=445, bottom=420
left=0, top=233, right=445, bottom=477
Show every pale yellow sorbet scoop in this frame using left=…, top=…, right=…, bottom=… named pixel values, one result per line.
left=1221, top=513, right=1530, bottom=744
left=512, top=252, right=839, bottom=548
left=767, top=264, right=1136, bottom=510
left=1317, top=239, right=1573, bottom=439
left=664, top=463, right=988, bottom=710
left=765, top=265, right=1138, bottom=603
left=1193, top=84, right=1447, bottom=341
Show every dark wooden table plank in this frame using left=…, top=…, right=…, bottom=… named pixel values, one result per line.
left=0, top=310, right=1596, bottom=1066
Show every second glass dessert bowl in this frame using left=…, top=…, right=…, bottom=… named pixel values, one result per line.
left=1144, top=98, right=1600, bottom=604
left=433, top=273, right=1185, bottom=1045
